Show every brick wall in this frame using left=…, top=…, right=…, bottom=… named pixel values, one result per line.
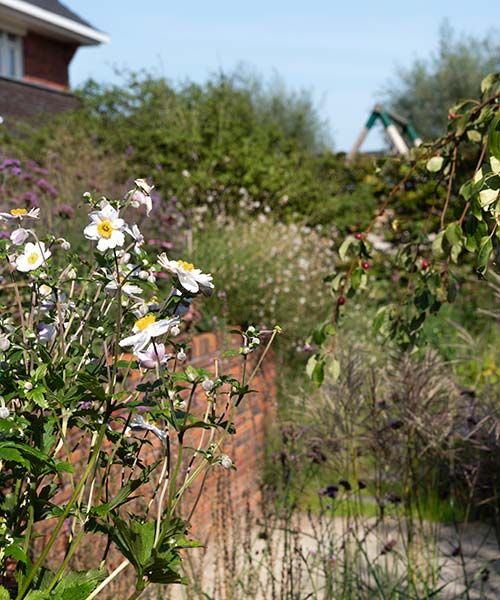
left=23, top=31, right=77, bottom=90
left=185, top=332, right=276, bottom=533
left=27, top=331, right=276, bottom=594
left=0, top=77, right=79, bottom=124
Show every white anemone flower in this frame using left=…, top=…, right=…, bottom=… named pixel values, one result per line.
left=158, top=254, right=214, bottom=295
left=136, top=343, right=171, bottom=369
left=119, top=314, right=180, bottom=353
left=0, top=207, right=40, bottom=221
left=16, top=241, right=51, bottom=272
left=83, top=201, right=125, bottom=252
left=105, top=276, right=143, bottom=300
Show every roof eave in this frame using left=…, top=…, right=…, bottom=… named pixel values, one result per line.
left=0, top=0, right=109, bottom=45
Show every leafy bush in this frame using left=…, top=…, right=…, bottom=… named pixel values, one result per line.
left=0, top=179, right=276, bottom=598
left=188, top=216, right=334, bottom=344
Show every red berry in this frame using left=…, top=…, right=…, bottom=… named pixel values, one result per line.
left=355, top=233, right=363, bottom=240
left=337, top=296, right=346, bottom=306
left=361, top=261, right=370, bottom=270
left=421, top=259, right=429, bottom=270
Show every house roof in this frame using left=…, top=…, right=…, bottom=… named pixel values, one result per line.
left=0, top=0, right=109, bottom=45
left=23, top=1, right=92, bottom=28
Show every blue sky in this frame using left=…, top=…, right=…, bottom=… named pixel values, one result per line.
left=69, top=0, right=499, bottom=151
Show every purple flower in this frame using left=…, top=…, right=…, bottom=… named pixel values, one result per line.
left=54, top=204, right=75, bottom=219
left=36, top=179, right=58, bottom=198
left=26, top=160, right=48, bottom=175
left=23, top=191, right=40, bottom=207
left=0, top=231, right=10, bottom=239
left=11, top=166, right=22, bottom=176
left=3, top=159, right=20, bottom=168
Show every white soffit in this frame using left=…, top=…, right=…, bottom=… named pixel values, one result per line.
left=0, top=0, right=109, bottom=45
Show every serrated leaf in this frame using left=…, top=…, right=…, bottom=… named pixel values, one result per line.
left=426, top=156, right=444, bottom=172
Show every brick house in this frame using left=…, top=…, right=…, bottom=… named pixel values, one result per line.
left=0, top=0, right=108, bottom=124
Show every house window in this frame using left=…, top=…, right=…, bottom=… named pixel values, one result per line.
left=0, top=30, right=23, bottom=79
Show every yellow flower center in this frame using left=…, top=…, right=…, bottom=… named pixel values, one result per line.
left=178, top=260, right=194, bottom=272
left=97, top=219, right=113, bottom=239
left=135, top=314, right=156, bottom=331
left=27, top=252, right=40, bottom=265
left=10, top=208, right=28, bottom=216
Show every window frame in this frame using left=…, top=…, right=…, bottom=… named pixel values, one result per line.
left=0, top=29, right=23, bottom=79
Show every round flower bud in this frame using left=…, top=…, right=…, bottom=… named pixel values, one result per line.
left=23, top=381, right=33, bottom=392
left=60, top=239, right=71, bottom=251
left=220, top=455, right=233, bottom=469
left=176, top=349, right=186, bottom=362
left=201, top=379, right=214, bottom=392
left=0, top=335, right=10, bottom=351
left=147, top=274, right=156, bottom=284
left=139, top=270, right=149, bottom=280
left=10, top=228, right=29, bottom=245
left=0, top=406, right=10, bottom=419
left=171, top=325, right=180, bottom=337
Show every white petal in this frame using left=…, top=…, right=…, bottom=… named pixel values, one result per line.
left=119, top=331, right=148, bottom=349
left=84, top=224, right=99, bottom=240
left=178, top=272, right=199, bottom=293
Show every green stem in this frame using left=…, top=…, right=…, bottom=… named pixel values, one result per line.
left=17, top=424, right=107, bottom=599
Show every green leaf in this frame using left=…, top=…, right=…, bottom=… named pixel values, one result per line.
left=481, top=73, right=496, bottom=93
left=479, top=188, right=499, bottom=209
left=0, top=586, right=11, bottom=600
left=338, top=236, right=354, bottom=262
left=466, top=130, right=482, bottom=143
left=431, top=231, right=445, bottom=257
left=306, top=356, right=324, bottom=387
left=450, top=243, right=462, bottom=263
left=477, top=236, right=493, bottom=275
left=350, top=267, right=363, bottom=289
left=445, top=222, right=463, bottom=246
left=426, top=156, right=444, bottom=172
left=489, top=113, right=500, bottom=160
left=51, top=569, right=107, bottom=600
left=490, top=156, right=500, bottom=175
left=327, top=359, right=340, bottom=383
left=26, top=385, right=48, bottom=409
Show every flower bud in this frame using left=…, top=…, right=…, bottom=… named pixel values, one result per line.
left=0, top=406, right=9, bottom=419
left=220, top=455, right=233, bottom=469
left=171, top=325, right=180, bottom=337
left=0, top=335, right=10, bottom=351
left=23, top=381, right=33, bottom=392
left=139, top=270, right=149, bottom=280
left=60, top=239, right=71, bottom=251
left=201, top=379, right=214, bottom=392
left=176, top=349, right=186, bottom=362
left=10, top=228, right=29, bottom=245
